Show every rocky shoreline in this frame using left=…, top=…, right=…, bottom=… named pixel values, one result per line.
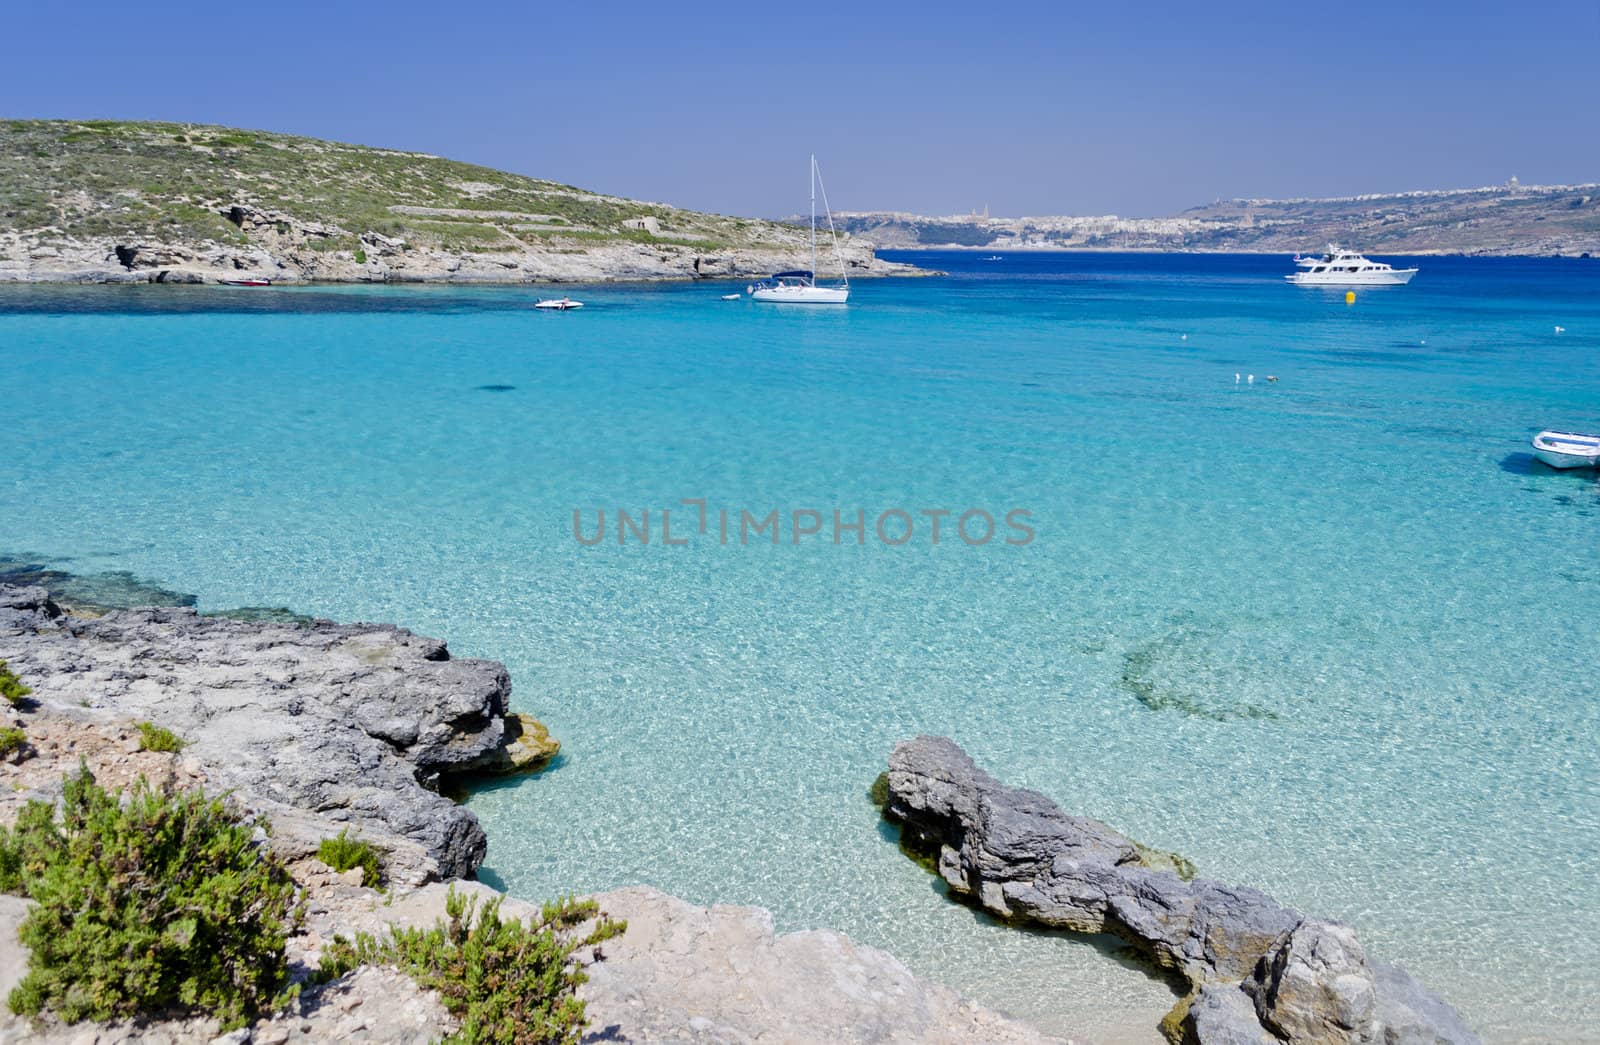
left=0, top=585, right=1061, bottom=1045
left=0, top=207, right=926, bottom=286
left=881, top=736, right=1478, bottom=1045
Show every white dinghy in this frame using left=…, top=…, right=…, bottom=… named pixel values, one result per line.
left=1532, top=430, right=1600, bottom=469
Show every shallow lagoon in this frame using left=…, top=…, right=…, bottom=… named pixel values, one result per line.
left=3, top=252, right=1597, bottom=1041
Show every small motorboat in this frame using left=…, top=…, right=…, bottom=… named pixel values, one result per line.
left=535, top=297, right=583, bottom=311
left=983, top=255, right=1003, bottom=261
left=721, top=292, right=741, bottom=301
left=1531, top=430, right=1600, bottom=469
left=220, top=277, right=271, bottom=286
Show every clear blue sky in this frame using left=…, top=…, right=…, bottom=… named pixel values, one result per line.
left=5, top=1, right=1595, bottom=217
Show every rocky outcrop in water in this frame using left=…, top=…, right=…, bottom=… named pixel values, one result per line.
left=0, top=583, right=525, bottom=880
left=881, top=736, right=1478, bottom=1045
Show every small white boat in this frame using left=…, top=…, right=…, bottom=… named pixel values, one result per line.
left=1532, top=430, right=1600, bottom=469
left=983, top=255, right=1003, bottom=261
left=750, top=155, right=849, bottom=305
left=721, top=292, right=741, bottom=301
left=535, top=297, right=583, bottom=311
left=1286, top=245, right=1417, bottom=286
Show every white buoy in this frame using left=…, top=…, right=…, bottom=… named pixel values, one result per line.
left=1235, top=372, right=1241, bottom=384
left=1248, top=374, right=1255, bottom=385
left=1180, top=334, right=1188, bottom=341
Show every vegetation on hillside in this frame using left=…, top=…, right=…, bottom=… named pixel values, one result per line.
left=317, top=828, right=384, bottom=888
left=0, top=660, right=30, bottom=705
left=318, top=885, right=625, bottom=1045
left=136, top=720, right=186, bottom=752
left=0, top=119, right=800, bottom=255
left=0, top=766, right=301, bottom=1029
left=0, top=726, right=26, bottom=760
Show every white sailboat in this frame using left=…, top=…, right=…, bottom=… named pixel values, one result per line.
left=749, top=156, right=849, bottom=304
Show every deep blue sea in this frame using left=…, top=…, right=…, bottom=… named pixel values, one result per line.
left=3, top=251, right=1597, bottom=1043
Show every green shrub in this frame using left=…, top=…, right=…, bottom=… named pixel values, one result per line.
left=136, top=720, right=185, bottom=752
left=0, top=661, right=30, bottom=705
left=353, top=247, right=368, bottom=264
left=320, top=886, right=625, bottom=1045
left=0, top=727, right=25, bottom=759
left=0, top=766, right=301, bottom=1028
left=317, top=828, right=382, bottom=887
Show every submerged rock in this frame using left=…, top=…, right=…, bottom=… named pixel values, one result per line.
left=0, top=555, right=197, bottom=613
left=0, top=582, right=547, bottom=880
left=882, top=736, right=1478, bottom=1045
left=457, top=711, right=560, bottom=774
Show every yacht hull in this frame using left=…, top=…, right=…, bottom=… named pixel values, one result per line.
left=1286, top=269, right=1417, bottom=286
left=751, top=286, right=849, bottom=304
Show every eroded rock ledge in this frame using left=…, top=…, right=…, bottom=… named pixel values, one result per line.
left=882, top=736, right=1479, bottom=1045
left=0, top=583, right=532, bottom=880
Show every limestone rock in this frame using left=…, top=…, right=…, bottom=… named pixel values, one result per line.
left=0, top=204, right=925, bottom=286
left=883, top=736, right=1477, bottom=1045
left=885, top=735, right=1298, bottom=983
left=1181, top=982, right=1277, bottom=1045
left=577, top=885, right=1069, bottom=1044
left=0, top=583, right=534, bottom=879
left=1245, top=920, right=1376, bottom=1042
left=457, top=712, right=559, bottom=774
left=300, top=880, right=1069, bottom=1045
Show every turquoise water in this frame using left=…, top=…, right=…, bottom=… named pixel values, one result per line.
left=2, top=253, right=1598, bottom=1043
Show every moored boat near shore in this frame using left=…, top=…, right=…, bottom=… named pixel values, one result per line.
left=750, top=156, right=850, bottom=305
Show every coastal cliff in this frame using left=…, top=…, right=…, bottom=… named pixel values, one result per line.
left=0, top=120, right=920, bottom=285
left=0, top=585, right=1061, bottom=1045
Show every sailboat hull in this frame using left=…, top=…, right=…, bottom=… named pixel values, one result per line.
left=750, top=285, right=848, bottom=304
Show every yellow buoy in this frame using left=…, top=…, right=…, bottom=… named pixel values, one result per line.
left=1345, top=291, right=1356, bottom=305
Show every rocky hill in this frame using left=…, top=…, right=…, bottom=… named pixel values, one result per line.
left=825, top=181, right=1600, bottom=256
left=0, top=119, right=913, bottom=284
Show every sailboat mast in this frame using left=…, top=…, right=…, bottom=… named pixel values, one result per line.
left=809, top=154, right=817, bottom=279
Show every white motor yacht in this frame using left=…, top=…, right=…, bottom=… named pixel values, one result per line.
left=1286, top=245, right=1417, bottom=286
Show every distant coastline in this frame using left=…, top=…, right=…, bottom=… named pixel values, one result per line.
left=821, top=182, right=1600, bottom=257
left=877, top=244, right=1598, bottom=257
